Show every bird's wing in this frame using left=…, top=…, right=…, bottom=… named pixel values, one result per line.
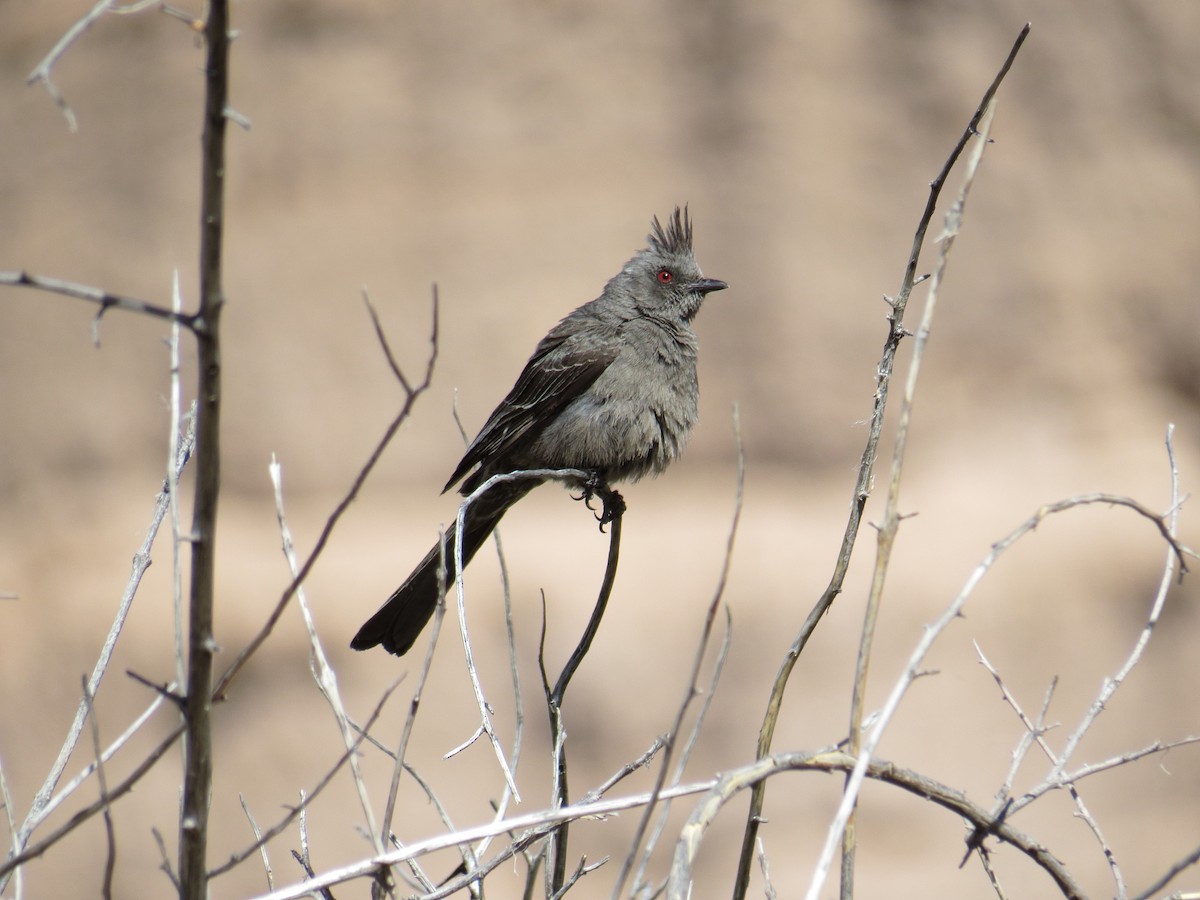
left=443, top=327, right=618, bottom=493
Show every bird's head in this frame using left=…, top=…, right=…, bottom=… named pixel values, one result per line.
left=617, top=206, right=727, bottom=321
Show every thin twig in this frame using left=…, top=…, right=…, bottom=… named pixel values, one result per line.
left=169, top=272, right=187, bottom=692
left=0, top=758, right=19, bottom=897
left=208, top=681, right=400, bottom=879
left=152, top=826, right=181, bottom=891
left=1037, top=426, right=1188, bottom=797
left=422, top=741, right=663, bottom=900
left=212, top=289, right=438, bottom=701
left=669, top=750, right=1085, bottom=900
left=0, top=270, right=193, bottom=327
left=379, top=529, right=448, bottom=894
left=450, top=397, right=528, bottom=873
left=544, top=479, right=624, bottom=892
left=269, top=457, right=384, bottom=853
left=756, top=836, right=778, bottom=900
left=630, top=607, right=734, bottom=899
left=814, top=95, right=999, bottom=900
left=24, top=0, right=123, bottom=129
left=250, top=779, right=722, bottom=900
left=239, top=794, right=274, bottom=892
left=616, top=405, right=745, bottom=900
left=731, top=24, right=1033, bottom=897
left=841, top=79, right=1002, bottom=900
left=975, top=646, right=1122, bottom=894
left=1, top=415, right=195, bottom=894
left=81, top=678, right=117, bottom=900
left=0, top=725, right=185, bottom=881
left=446, top=466, right=616, bottom=813
left=1132, top=843, right=1200, bottom=900
left=989, top=670, right=1058, bottom=810
left=802, top=482, right=1187, bottom=900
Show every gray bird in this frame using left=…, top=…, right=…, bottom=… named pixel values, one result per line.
left=352, top=207, right=727, bottom=656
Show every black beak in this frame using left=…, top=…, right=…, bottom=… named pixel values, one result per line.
left=693, top=278, right=728, bottom=295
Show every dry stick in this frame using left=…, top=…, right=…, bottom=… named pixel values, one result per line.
left=1035, top=427, right=1188, bottom=794
left=152, top=826, right=181, bottom=891
left=990, top=672, right=1059, bottom=810
left=816, top=98, right=1006, bottom=900
left=169, top=273, right=188, bottom=693
left=0, top=759, right=18, bottom=897
left=1018, top=736, right=1200, bottom=801
left=451, top=401, right=527, bottom=874
left=288, top=791, right=337, bottom=900
left=997, top=427, right=1188, bottom=897
left=376, top=748, right=496, bottom=894
left=379, top=532, right=449, bottom=895
left=268, top=460, right=385, bottom=860
left=0, top=415, right=195, bottom=894
left=756, top=836, right=778, bottom=900
left=81, top=678, right=117, bottom=900
left=0, top=725, right=185, bottom=881
left=15, top=678, right=178, bottom=853
left=211, top=289, right=438, bottom=702
left=552, top=855, right=608, bottom=899
left=543, top=481, right=624, bottom=894
left=975, top=646, right=1121, bottom=891
left=841, top=88, right=1000, bottom=900
left=238, top=794, right=274, bottom=892
left=0, top=271, right=193, bottom=328
left=667, top=750, right=1087, bottom=900
left=804, top=484, right=1189, bottom=900
left=1132, top=844, right=1200, bottom=900
left=444, top=466, right=606, bottom=811
left=251, top=779, right=722, bottom=900
left=730, top=23, right=1032, bottom=898
left=615, top=406, right=746, bottom=900
left=178, top=1, right=230, bottom=895
left=629, top=610, right=733, bottom=899
left=207, top=681, right=400, bottom=879
left=277, top=740, right=663, bottom=900
left=23, top=0, right=122, bottom=129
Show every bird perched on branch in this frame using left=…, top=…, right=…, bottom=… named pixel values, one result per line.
left=352, top=207, right=727, bottom=656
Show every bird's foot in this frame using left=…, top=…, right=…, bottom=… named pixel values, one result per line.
left=573, top=471, right=625, bottom=532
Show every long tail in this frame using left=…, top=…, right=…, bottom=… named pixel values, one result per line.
left=351, top=479, right=538, bottom=656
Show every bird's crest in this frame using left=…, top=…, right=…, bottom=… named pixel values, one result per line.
left=648, top=206, right=693, bottom=256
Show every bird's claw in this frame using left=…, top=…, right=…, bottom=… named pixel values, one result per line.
left=573, top=471, right=625, bottom=532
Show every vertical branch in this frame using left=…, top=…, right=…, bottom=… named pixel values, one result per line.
left=179, top=0, right=230, bottom=896
left=730, top=23, right=1030, bottom=900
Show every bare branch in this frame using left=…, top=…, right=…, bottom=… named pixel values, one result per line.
left=1132, top=843, right=1200, bottom=900
left=207, top=680, right=400, bottom=879
left=178, top=0, right=232, bottom=891
left=818, top=91, right=1001, bottom=900
left=732, top=25, right=1033, bottom=898
left=238, top=794, right=273, bottom=892
left=250, top=779, right=722, bottom=900
left=425, top=739, right=663, bottom=900
left=670, top=751, right=1085, bottom=900
left=269, top=457, right=383, bottom=856
left=81, top=678, right=117, bottom=899
left=975, top=646, right=1124, bottom=894
left=0, top=725, right=185, bottom=881
left=0, top=270, right=194, bottom=327
left=212, top=288, right=438, bottom=700
left=1, top=413, right=194, bottom=894
left=543, top=476, right=625, bottom=891
left=618, top=405, right=745, bottom=899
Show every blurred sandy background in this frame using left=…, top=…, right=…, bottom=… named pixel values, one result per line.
left=2, top=1, right=1199, bottom=897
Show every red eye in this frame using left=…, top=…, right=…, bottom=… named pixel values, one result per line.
left=657, top=268, right=673, bottom=284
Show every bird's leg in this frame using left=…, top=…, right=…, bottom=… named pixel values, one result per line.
left=573, top=470, right=625, bottom=531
